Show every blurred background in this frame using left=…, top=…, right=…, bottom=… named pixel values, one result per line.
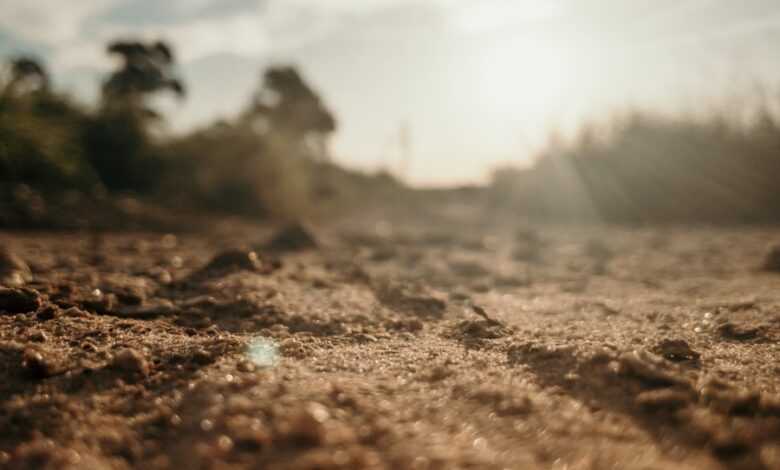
left=2, top=0, right=780, bottom=227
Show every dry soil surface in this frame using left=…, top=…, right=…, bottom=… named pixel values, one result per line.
left=1, top=221, right=780, bottom=469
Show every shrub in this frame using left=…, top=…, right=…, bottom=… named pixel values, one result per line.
left=161, top=123, right=312, bottom=219
left=81, top=109, right=163, bottom=192
left=0, top=93, right=98, bottom=190
left=492, top=109, right=780, bottom=224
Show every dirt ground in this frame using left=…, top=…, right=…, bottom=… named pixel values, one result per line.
left=1, top=215, right=779, bottom=470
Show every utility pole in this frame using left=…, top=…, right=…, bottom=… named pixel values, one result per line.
left=398, top=120, right=412, bottom=180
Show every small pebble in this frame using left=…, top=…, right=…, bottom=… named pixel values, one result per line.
left=111, top=349, right=150, bottom=376
left=635, top=388, right=693, bottom=411
left=22, top=348, right=61, bottom=378
left=28, top=330, right=47, bottom=343
left=0, top=287, right=41, bottom=314
left=216, top=435, right=234, bottom=452
left=0, top=249, right=32, bottom=286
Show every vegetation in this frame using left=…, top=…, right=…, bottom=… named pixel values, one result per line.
left=243, top=66, right=336, bottom=161
left=0, top=58, right=97, bottom=190
left=491, top=108, right=780, bottom=224
left=81, top=40, right=186, bottom=192
left=0, top=42, right=369, bottom=226
left=5, top=39, right=780, bottom=228
left=159, top=64, right=346, bottom=219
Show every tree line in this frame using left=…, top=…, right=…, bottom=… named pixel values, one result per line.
left=0, top=39, right=337, bottom=215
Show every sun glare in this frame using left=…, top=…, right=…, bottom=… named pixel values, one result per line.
left=451, top=0, right=565, bottom=35
left=448, top=0, right=575, bottom=128
left=473, top=37, right=572, bottom=116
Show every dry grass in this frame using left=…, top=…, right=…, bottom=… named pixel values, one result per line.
left=491, top=107, right=780, bottom=224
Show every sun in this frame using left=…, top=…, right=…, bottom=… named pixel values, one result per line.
left=446, top=1, right=578, bottom=128
left=474, top=36, right=572, bottom=116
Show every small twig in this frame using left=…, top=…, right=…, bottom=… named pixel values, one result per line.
left=470, top=304, right=504, bottom=326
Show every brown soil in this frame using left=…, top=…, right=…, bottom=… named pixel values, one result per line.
left=1, top=220, right=779, bottom=469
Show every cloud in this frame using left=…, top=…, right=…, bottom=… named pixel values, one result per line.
left=95, top=0, right=266, bottom=26
left=0, top=0, right=122, bottom=71
left=0, top=28, right=50, bottom=59
left=92, top=13, right=272, bottom=63
left=0, top=0, right=466, bottom=70
left=449, top=0, right=566, bottom=35
left=0, top=0, right=118, bottom=45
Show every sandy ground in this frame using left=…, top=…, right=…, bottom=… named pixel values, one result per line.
left=1, top=217, right=779, bottom=469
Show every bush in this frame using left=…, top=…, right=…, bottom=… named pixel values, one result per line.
left=81, top=109, right=163, bottom=192
left=0, top=93, right=98, bottom=190
left=161, top=123, right=312, bottom=219
left=0, top=56, right=397, bottom=227
left=492, top=109, right=780, bottom=224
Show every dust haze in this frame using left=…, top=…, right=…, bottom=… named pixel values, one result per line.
left=2, top=2, right=780, bottom=469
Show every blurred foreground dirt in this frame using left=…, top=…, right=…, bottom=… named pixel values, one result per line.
left=1, top=214, right=780, bottom=469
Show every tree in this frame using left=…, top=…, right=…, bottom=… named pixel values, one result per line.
left=0, top=57, right=99, bottom=190
left=245, top=66, right=336, bottom=159
left=4, top=56, right=50, bottom=95
left=82, top=39, right=186, bottom=192
left=1, top=56, right=51, bottom=110
left=102, top=40, right=185, bottom=113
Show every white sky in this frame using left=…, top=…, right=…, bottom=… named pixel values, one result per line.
left=3, top=0, right=780, bottom=185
